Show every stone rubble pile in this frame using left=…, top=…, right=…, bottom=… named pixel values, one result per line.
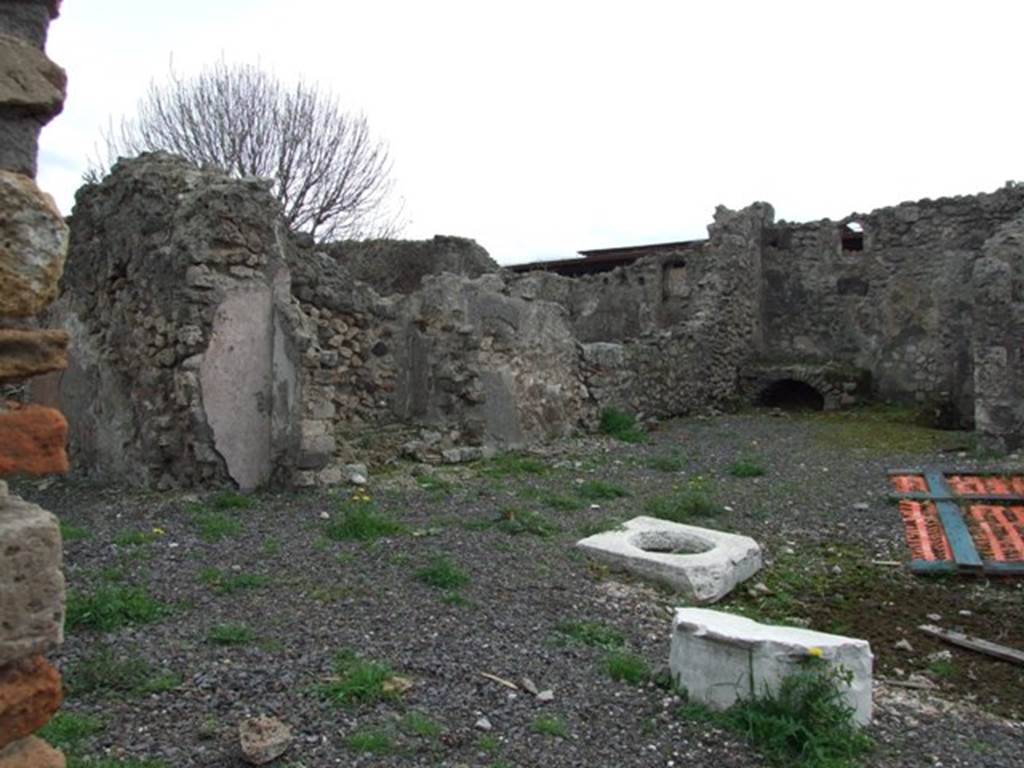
left=0, top=3, right=69, bottom=767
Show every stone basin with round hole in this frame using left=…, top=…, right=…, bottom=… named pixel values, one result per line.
left=576, top=516, right=762, bottom=603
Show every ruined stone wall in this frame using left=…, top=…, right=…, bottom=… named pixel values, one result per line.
left=971, top=209, right=1024, bottom=450
left=0, top=3, right=68, bottom=766
left=44, top=153, right=303, bottom=491
left=326, top=235, right=498, bottom=296
left=760, top=186, right=1024, bottom=422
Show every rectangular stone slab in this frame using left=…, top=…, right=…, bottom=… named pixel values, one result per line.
left=0, top=328, right=68, bottom=383
left=0, top=494, right=64, bottom=665
left=0, top=402, right=67, bottom=476
left=670, top=608, right=873, bottom=725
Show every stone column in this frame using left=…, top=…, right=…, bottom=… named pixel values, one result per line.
left=0, top=2, right=69, bottom=767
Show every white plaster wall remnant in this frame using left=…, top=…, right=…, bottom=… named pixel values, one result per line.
left=670, top=608, right=873, bottom=725
left=575, top=516, right=761, bottom=603
left=199, top=285, right=274, bottom=491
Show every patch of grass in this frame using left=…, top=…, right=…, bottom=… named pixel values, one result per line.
left=577, top=480, right=629, bottom=501
left=207, top=623, right=256, bottom=646
left=599, top=407, right=647, bottom=444
left=323, top=500, right=404, bottom=541
left=481, top=452, right=548, bottom=478
left=72, top=757, right=170, bottom=768
left=496, top=507, right=559, bottom=537
left=113, top=529, right=163, bottom=547
left=442, top=591, right=472, bottom=607
left=604, top=650, right=650, bottom=684
left=66, top=648, right=181, bottom=698
left=37, top=710, right=106, bottom=752
left=346, top=725, right=397, bottom=754
left=210, top=491, right=255, bottom=510
left=416, top=556, right=471, bottom=589
left=553, top=620, right=626, bottom=650
left=646, top=450, right=685, bottom=472
left=315, top=649, right=396, bottom=708
left=401, top=710, right=443, bottom=738
left=262, top=536, right=281, bottom=555
left=477, top=734, right=502, bottom=754
left=928, top=658, right=956, bottom=679
left=808, top=405, right=969, bottom=456
left=65, top=584, right=171, bottom=632
left=198, top=567, right=270, bottom=595
left=728, top=455, right=767, bottom=478
left=576, top=517, right=624, bottom=537
left=531, top=714, right=568, bottom=738
left=643, top=489, right=719, bottom=522
left=540, top=492, right=583, bottom=511
left=680, top=660, right=873, bottom=768
left=417, top=473, right=454, bottom=493
left=189, top=509, right=243, bottom=542
left=60, top=520, right=93, bottom=542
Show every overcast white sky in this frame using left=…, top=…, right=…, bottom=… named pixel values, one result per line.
left=39, top=0, right=1024, bottom=265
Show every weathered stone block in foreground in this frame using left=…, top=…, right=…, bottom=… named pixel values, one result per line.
left=0, top=402, right=67, bottom=476
left=0, top=170, right=68, bottom=317
left=670, top=608, right=873, bottom=725
left=0, top=735, right=64, bottom=768
left=0, top=495, right=64, bottom=666
left=0, top=328, right=68, bottom=382
left=576, top=517, right=762, bottom=603
left=0, top=654, right=62, bottom=750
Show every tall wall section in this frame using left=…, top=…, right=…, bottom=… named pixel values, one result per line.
left=759, top=186, right=1024, bottom=423
left=0, top=3, right=69, bottom=767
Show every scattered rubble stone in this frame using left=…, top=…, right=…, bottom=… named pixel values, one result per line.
left=238, top=716, right=292, bottom=765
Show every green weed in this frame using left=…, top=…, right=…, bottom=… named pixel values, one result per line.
left=60, top=520, right=93, bottom=542
left=416, top=556, right=470, bottom=589
left=210, top=491, right=255, bottom=510
left=685, top=660, right=874, bottom=768
left=315, top=649, right=396, bottom=708
left=728, top=455, right=767, bottom=478
left=198, top=567, right=270, bottom=595
left=113, top=529, right=162, bottom=547
left=531, top=714, right=568, bottom=738
left=481, top=452, right=548, bottom=478
left=401, top=710, right=444, bottom=738
left=323, top=501, right=404, bottom=541
left=346, top=725, right=396, bottom=754
left=646, top=450, right=685, bottom=472
left=577, top=480, right=629, bottom=501
left=207, top=623, right=256, bottom=646
left=644, top=489, right=719, bottom=522
left=66, top=648, right=181, bottom=698
left=65, top=585, right=171, bottom=632
left=599, top=407, right=647, bottom=443
left=37, top=710, right=106, bottom=752
left=604, top=650, right=650, bottom=684
left=417, top=474, right=454, bottom=494
left=553, top=620, right=626, bottom=650
left=496, top=508, right=558, bottom=537
left=189, top=510, right=243, bottom=542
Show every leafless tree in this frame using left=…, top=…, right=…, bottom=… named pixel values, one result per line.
left=91, top=60, right=402, bottom=240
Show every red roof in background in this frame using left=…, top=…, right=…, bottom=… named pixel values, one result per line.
left=507, top=239, right=704, bottom=277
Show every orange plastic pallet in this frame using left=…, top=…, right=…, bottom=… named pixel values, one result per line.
left=889, top=471, right=1024, bottom=576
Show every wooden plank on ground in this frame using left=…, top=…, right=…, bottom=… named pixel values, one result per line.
left=925, top=472, right=983, bottom=570
left=918, top=624, right=1024, bottom=666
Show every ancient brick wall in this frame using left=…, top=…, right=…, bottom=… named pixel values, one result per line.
left=759, top=186, right=1024, bottom=423
left=0, top=2, right=69, bottom=766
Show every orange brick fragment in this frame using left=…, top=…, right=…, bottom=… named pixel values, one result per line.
left=0, top=403, right=68, bottom=476
left=0, top=655, right=63, bottom=751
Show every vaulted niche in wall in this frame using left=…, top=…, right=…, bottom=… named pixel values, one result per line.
left=662, top=259, right=688, bottom=299
left=841, top=221, right=864, bottom=252
left=758, top=379, right=825, bottom=411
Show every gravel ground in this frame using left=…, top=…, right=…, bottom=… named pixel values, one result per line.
left=18, top=410, right=1024, bottom=768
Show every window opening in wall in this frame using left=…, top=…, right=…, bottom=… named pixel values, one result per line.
left=758, top=379, right=825, bottom=411
left=841, top=222, right=864, bottom=252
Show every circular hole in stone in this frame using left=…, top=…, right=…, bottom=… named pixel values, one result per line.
left=631, top=530, right=713, bottom=555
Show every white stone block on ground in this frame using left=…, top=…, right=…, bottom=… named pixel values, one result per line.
left=576, top=516, right=761, bottom=603
left=670, top=608, right=873, bottom=725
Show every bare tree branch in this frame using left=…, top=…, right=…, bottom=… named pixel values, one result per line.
left=88, top=60, right=404, bottom=241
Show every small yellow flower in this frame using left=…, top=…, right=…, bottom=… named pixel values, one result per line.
left=807, top=646, right=823, bottom=658
left=151, top=527, right=166, bottom=536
